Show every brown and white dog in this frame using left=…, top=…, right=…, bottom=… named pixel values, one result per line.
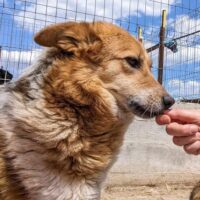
left=0, top=22, right=174, bottom=200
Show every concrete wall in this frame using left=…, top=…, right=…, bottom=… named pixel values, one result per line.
left=106, top=103, right=200, bottom=186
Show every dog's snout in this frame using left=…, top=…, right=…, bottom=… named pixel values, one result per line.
left=162, top=95, right=175, bottom=109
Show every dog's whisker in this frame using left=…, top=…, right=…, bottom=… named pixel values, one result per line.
left=141, top=105, right=151, bottom=118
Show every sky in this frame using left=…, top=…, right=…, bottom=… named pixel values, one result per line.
left=0, top=0, right=200, bottom=99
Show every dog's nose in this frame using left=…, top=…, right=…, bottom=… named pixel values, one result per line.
left=162, top=95, right=175, bottom=109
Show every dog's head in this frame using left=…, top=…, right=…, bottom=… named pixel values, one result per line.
left=34, top=22, right=174, bottom=119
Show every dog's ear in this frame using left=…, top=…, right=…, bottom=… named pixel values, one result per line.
left=34, top=22, right=102, bottom=56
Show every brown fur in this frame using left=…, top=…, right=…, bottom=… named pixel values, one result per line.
left=0, top=22, right=173, bottom=200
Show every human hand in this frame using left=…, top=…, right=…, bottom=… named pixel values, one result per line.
left=156, top=109, right=200, bottom=155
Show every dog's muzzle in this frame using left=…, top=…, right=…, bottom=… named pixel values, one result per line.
left=128, top=95, right=175, bottom=118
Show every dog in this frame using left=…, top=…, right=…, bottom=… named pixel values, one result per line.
left=0, top=21, right=175, bottom=200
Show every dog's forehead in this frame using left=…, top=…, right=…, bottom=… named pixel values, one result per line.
left=94, top=22, right=144, bottom=57
left=95, top=22, right=135, bottom=42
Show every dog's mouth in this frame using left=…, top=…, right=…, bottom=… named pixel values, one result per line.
left=128, top=101, right=164, bottom=119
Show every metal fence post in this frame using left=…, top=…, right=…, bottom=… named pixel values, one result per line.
left=158, top=10, right=167, bottom=85
left=138, top=26, right=143, bottom=43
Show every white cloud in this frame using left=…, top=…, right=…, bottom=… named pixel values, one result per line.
left=14, top=0, right=177, bottom=31
left=1, top=49, right=41, bottom=64
left=143, top=40, right=156, bottom=49
left=0, top=49, right=41, bottom=78
left=165, top=45, right=200, bottom=67
left=167, top=79, right=200, bottom=98
left=168, top=15, right=200, bottom=39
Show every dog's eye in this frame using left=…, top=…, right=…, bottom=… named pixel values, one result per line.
left=125, top=57, right=140, bottom=69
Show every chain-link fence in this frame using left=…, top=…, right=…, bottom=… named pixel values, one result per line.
left=0, top=0, right=200, bottom=101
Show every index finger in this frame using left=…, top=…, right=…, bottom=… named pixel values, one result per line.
left=166, top=122, right=199, bottom=136
left=165, top=109, right=200, bottom=125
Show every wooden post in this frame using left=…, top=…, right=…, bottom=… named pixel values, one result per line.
left=138, top=27, right=143, bottom=43
left=158, top=10, right=167, bottom=85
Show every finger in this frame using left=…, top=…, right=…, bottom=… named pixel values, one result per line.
left=156, top=115, right=171, bottom=125
left=166, top=123, right=199, bottom=136
left=183, top=141, right=200, bottom=155
left=173, top=132, right=200, bottom=146
left=164, top=109, right=200, bottom=124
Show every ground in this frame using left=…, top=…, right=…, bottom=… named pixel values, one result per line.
left=102, top=183, right=192, bottom=200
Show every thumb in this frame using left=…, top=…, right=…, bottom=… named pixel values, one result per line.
left=164, top=109, right=200, bottom=125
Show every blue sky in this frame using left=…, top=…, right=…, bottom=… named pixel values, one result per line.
left=0, top=0, right=200, bottom=99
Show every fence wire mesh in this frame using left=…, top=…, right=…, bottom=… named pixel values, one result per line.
left=0, top=0, right=200, bottom=101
